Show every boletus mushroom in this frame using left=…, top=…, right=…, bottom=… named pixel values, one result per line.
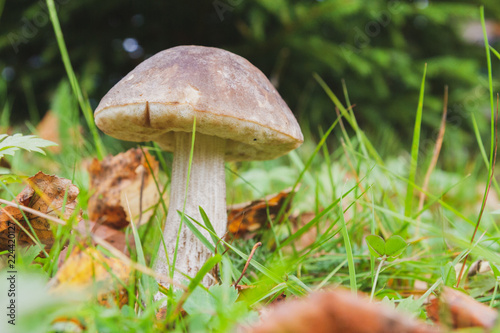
left=94, top=45, right=303, bottom=300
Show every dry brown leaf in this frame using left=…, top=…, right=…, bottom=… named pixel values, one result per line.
left=87, top=148, right=161, bottom=229
left=249, top=289, right=440, bottom=333
left=36, top=110, right=61, bottom=153
left=426, top=286, right=498, bottom=330
left=0, top=172, right=80, bottom=251
left=51, top=247, right=131, bottom=307
left=227, top=188, right=294, bottom=238
left=36, top=110, right=84, bottom=154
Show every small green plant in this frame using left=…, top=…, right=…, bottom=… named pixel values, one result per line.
left=441, top=262, right=457, bottom=287
left=0, top=133, right=56, bottom=184
left=173, top=283, right=258, bottom=331
left=366, top=234, right=408, bottom=301
left=0, top=134, right=56, bottom=160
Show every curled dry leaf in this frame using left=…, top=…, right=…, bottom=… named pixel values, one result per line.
left=0, top=171, right=80, bottom=251
left=249, top=289, right=439, bottom=333
left=51, top=247, right=131, bottom=307
left=87, top=148, right=161, bottom=229
left=227, top=188, right=294, bottom=238
left=426, top=286, right=498, bottom=329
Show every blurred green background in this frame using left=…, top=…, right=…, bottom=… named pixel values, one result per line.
left=1, top=0, right=499, bottom=167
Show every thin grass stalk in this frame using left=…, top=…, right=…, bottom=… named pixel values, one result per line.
left=46, top=0, right=106, bottom=159
left=456, top=94, right=498, bottom=287
left=404, top=63, right=427, bottom=218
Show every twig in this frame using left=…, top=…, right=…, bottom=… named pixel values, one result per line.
left=416, top=86, right=448, bottom=235
left=0, top=198, right=66, bottom=226
left=234, top=242, right=262, bottom=288
left=335, top=106, right=353, bottom=149
left=456, top=93, right=499, bottom=287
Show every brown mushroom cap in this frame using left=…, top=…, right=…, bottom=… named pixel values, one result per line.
left=94, top=45, right=303, bottom=161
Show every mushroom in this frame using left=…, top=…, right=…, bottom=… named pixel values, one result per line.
left=94, top=45, right=303, bottom=300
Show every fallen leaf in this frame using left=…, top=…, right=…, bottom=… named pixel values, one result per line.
left=426, top=286, right=498, bottom=329
left=36, top=110, right=84, bottom=154
left=87, top=148, right=161, bottom=229
left=51, top=247, right=131, bottom=307
left=0, top=172, right=80, bottom=251
left=227, top=188, right=294, bottom=238
left=36, top=110, right=61, bottom=154
left=249, top=289, right=439, bottom=333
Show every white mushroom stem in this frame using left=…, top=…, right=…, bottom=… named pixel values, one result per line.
left=154, top=131, right=227, bottom=300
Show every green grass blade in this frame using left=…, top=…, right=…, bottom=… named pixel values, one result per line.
left=471, top=43, right=500, bottom=194
left=225, top=242, right=280, bottom=282
left=318, top=127, right=336, bottom=198
left=251, top=283, right=288, bottom=305
left=46, top=0, right=105, bottom=159
left=198, top=206, right=220, bottom=246
left=275, top=117, right=340, bottom=228
left=287, top=275, right=311, bottom=293
left=128, top=201, right=155, bottom=302
left=278, top=183, right=356, bottom=249
left=179, top=215, right=286, bottom=287
left=315, top=259, right=348, bottom=291
left=470, top=113, right=491, bottom=168
left=180, top=211, right=215, bottom=253
left=404, top=63, right=427, bottom=218
left=481, top=6, right=495, bottom=165
left=187, top=254, right=222, bottom=292
left=454, top=7, right=500, bottom=287
left=338, top=190, right=357, bottom=294
left=341, top=78, right=368, bottom=158
left=314, top=73, right=383, bottom=165
left=490, top=45, right=500, bottom=60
